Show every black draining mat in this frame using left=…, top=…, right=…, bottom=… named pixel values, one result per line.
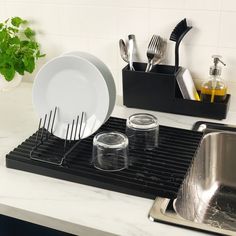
left=6, top=117, right=203, bottom=200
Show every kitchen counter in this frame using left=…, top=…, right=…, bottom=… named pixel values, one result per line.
left=1, top=82, right=236, bottom=236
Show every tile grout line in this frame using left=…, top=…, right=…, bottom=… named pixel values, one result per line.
left=216, top=0, right=223, bottom=50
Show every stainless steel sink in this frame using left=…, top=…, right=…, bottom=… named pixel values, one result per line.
left=175, top=131, right=236, bottom=231
left=149, top=122, right=236, bottom=235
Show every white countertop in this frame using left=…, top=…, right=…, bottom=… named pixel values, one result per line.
left=0, top=82, right=236, bottom=236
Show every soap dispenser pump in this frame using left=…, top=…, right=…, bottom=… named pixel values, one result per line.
left=200, top=55, right=227, bottom=103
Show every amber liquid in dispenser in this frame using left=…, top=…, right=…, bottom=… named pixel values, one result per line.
left=200, top=86, right=227, bottom=103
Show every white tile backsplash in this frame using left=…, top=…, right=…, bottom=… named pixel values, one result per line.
left=117, top=7, right=149, bottom=41
left=85, top=0, right=149, bottom=8
left=60, top=5, right=91, bottom=37
left=2, top=0, right=236, bottom=97
left=219, top=11, right=236, bottom=48
left=84, top=7, right=118, bottom=39
left=184, top=11, right=220, bottom=46
left=180, top=45, right=218, bottom=82
left=58, top=36, right=90, bottom=53
left=185, top=0, right=221, bottom=11
left=88, top=38, right=118, bottom=72
left=218, top=47, right=236, bottom=82
left=149, top=0, right=186, bottom=10
left=220, top=0, right=236, bottom=12
left=149, top=9, right=186, bottom=39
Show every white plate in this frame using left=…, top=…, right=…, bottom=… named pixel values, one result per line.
left=62, top=51, right=116, bottom=121
left=32, top=55, right=110, bottom=140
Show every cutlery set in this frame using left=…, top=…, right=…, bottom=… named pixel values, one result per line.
left=145, top=35, right=167, bottom=72
left=119, top=39, right=128, bottom=63
left=119, top=18, right=191, bottom=73
left=119, top=34, right=139, bottom=71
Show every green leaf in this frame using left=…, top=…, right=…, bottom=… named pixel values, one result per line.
left=29, top=41, right=38, bottom=49
left=0, top=63, right=15, bottom=81
left=0, top=55, right=6, bottom=66
left=38, top=53, right=46, bottom=58
left=23, top=56, right=35, bottom=73
left=24, top=27, right=35, bottom=39
left=9, top=36, right=21, bottom=45
left=8, top=27, right=19, bottom=34
left=0, top=31, right=6, bottom=42
left=20, top=40, right=29, bottom=47
left=11, top=17, right=27, bottom=27
left=14, top=60, right=25, bottom=75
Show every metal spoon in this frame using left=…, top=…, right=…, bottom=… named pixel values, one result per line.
left=119, top=39, right=129, bottom=63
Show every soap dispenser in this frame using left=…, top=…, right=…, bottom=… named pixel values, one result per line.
left=200, top=55, right=227, bottom=103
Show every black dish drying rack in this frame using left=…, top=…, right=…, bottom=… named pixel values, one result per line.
left=6, top=117, right=202, bottom=200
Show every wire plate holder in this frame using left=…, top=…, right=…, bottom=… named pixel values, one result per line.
left=30, top=107, right=86, bottom=166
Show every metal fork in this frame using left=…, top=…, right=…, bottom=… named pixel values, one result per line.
left=145, top=35, right=159, bottom=72
left=151, top=37, right=167, bottom=68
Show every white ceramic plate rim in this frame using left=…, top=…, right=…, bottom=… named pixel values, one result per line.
left=32, top=55, right=110, bottom=140
left=62, top=51, right=116, bottom=121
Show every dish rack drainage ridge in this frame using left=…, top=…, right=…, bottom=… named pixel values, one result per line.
left=6, top=116, right=203, bottom=200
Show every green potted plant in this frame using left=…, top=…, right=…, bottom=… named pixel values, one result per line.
left=0, top=16, right=45, bottom=91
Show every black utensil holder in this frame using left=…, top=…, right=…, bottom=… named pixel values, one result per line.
left=122, top=62, right=231, bottom=120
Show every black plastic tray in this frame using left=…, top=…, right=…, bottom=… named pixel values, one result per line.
left=122, top=63, right=231, bottom=120
left=6, top=117, right=203, bottom=200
